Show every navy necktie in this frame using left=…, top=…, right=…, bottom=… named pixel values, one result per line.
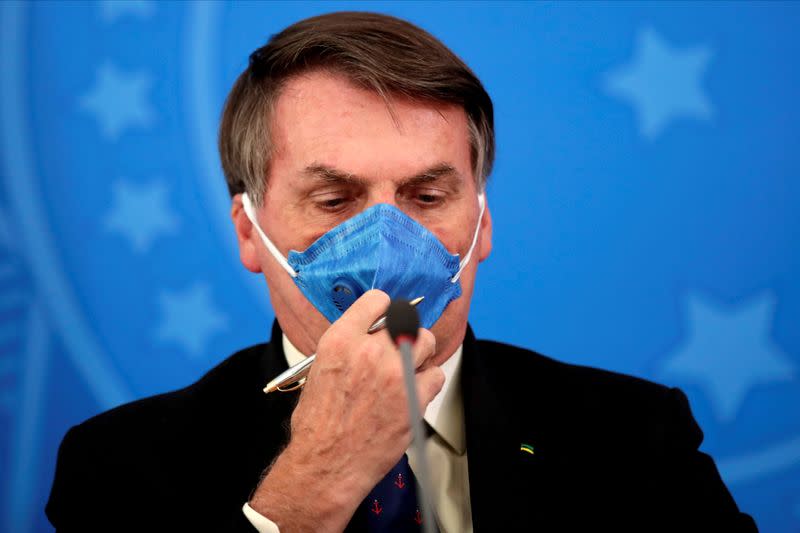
left=351, top=454, right=436, bottom=532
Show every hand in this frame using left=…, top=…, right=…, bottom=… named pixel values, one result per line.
left=249, top=290, right=445, bottom=532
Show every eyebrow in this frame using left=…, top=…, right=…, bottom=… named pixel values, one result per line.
left=301, top=162, right=464, bottom=188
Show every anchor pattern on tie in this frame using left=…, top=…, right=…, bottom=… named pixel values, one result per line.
left=358, top=454, right=426, bottom=531
left=371, top=499, right=383, bottom=515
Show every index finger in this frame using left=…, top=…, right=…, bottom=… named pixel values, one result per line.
left=336, top=289, right=391, bottom=335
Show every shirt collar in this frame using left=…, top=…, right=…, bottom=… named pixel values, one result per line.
left=281, top=333, right=466, bottom=454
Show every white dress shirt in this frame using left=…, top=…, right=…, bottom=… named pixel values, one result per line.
left=243, top=334, right=473, bottom=532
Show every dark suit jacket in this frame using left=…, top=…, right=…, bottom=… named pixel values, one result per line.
left=46, top=321, right=758, bottom=532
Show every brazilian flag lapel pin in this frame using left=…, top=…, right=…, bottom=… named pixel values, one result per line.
left=520, top=443, right=535, bottom=455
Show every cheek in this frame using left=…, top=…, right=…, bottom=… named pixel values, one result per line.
left=432, top=211, right=479, bottom=259
left=261, top=207, right=322, bottom=255
left=427, top=225, right=463, bottom=258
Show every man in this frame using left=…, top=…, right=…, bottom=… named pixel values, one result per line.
left=47, top=11, right=757, bottom=532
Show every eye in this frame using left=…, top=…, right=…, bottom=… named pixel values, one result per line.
left=418, top=193, right=439, bottom=204
left=407, top=188, right=445, bottom=208
left=321, top=197, right=345, bottom=208
left=312, top=192, right=353, bottom=212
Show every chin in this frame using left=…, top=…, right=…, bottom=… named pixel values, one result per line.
left=430, top=298, right=471, bottom=357
left=265, top=276, right=329, bottom=354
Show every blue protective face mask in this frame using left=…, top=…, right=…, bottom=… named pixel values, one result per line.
left=242, top=193, right=485, bottom=329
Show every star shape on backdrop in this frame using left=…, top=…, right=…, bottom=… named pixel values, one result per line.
left=104, top=179, right=179, bottom=253
left=604, top=27, right=713, bottom=139
left=100, top=0, right=154, bottom=23
left=80, top=62, right=155, bottom=140
left=659, top=291, right=795, bottom=423
left=156, top=282, right=227, bottom=358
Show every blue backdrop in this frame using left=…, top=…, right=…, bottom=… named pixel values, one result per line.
left=1, top=1, right=798, bottom=531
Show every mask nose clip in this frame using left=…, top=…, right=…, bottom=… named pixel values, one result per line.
left=331, top=278, right=360, bottom=313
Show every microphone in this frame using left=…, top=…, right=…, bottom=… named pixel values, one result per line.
left=386, top=298, right=420, bottom=345
left=385, top=300, right=436, bottom=533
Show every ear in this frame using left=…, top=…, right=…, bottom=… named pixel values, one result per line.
left=478, top=197, right=493, bottom=262
left=231, top=193, right=263, bottom=273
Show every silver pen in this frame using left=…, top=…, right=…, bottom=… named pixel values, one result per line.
left=263, top=296, right=425, bottom=394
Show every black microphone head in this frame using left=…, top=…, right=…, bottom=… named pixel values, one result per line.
left=386, top=299, right=420, bottom=344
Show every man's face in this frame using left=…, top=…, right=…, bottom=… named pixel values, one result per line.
left=232, top=70, right=492, bottom=361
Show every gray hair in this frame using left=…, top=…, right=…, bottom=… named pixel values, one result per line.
left=218, top=11, right=495, bottom=205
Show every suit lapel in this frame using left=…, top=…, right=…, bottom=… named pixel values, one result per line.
left=461, top=325, right=555, bottom=531
left=258, top=320, right=302, bottom=430
left=241, top=321, right=302, bottom=491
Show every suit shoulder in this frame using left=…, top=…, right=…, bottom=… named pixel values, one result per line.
left=477, top=337, right=672, bottom=412
left=48, top=342, right=275, bottom=526
left=66, top=342, right=269, bottom=445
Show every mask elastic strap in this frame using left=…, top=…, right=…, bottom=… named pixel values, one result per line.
left=241, top=193, right=298, bottom=278
left=451, top=193, right=486, bottom=283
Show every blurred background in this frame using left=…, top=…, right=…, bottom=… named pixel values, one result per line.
left=1, top=1, right=798, bottom=531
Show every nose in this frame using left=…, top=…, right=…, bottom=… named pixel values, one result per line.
left=364, top=185, right=399, bottom=210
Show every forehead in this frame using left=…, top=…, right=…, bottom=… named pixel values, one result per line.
left=269, top=70, right=474, bottom=184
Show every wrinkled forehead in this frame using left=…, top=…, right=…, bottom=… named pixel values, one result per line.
left=269, top=71, right=476, bottom=191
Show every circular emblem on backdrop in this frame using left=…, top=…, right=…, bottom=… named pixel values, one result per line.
left=1, top=1, right=247, bottom=406
left=0, top=4, right=268, bottom=529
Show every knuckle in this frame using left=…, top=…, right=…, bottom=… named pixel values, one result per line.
left=383, top=361, right=403, bottom=387
left=430, top=367, right=445, bottom=394
left=358, top=339, right=382, bottom=365
left=419, top=328, right=436, bottom=353
left=319, top=328, right=346, bottom=357
left=413, top=331, right=436, bottom=368
left=364, top=288, right=390, bottom=306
